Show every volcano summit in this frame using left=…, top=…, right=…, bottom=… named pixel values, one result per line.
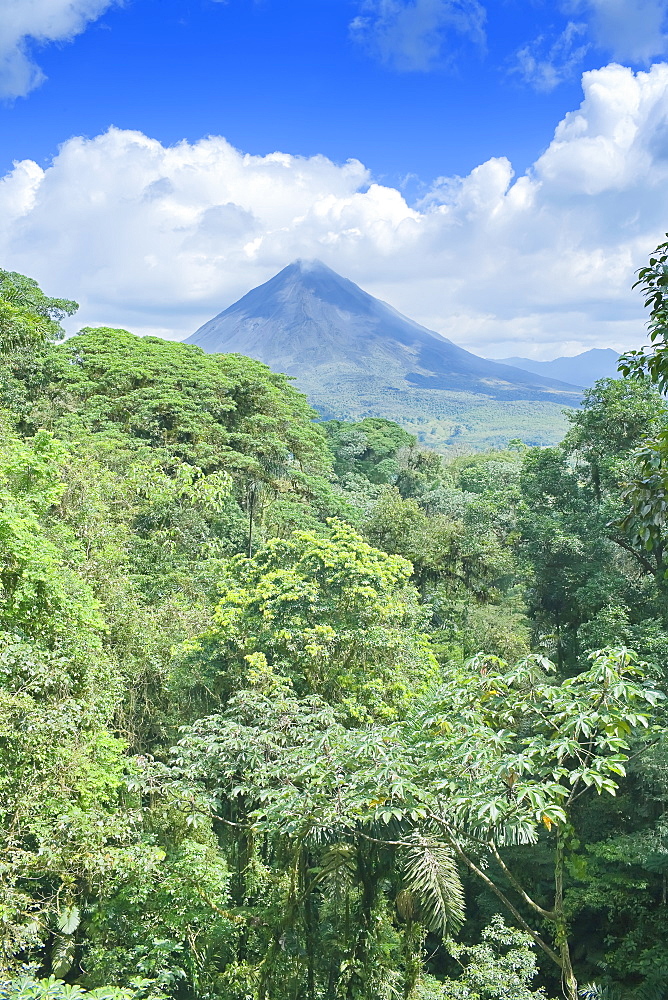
left=185, top=261, right=583, bottom=450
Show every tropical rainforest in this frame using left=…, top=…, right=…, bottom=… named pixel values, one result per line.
left=1, top=242, right=668, bottom=1000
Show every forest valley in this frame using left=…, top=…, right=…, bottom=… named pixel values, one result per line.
left=2, top=241, right=668, bottom=1000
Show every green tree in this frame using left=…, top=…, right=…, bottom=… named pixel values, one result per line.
left=21, top=327, right=329, bottom=474
left=176, top=518, right=438, bottom=721
left=0, top=426, right=139, bottom=978
left=518, top=448, right=619, bottom=665
left=324, top=417, right=416, bottom=483
left=364, top=488, right=513, bottom=602
left=563, top=378, right=664, bottom=500
left=619, top=233, right=668, bottom=391
left=82, top=840, right=237, bottom=997
left=170, top=648, right=661, bottom=1000
left=0, top=978, right=135, bottom=1000
left=432, top=915, right=546, bottom=1000
left=158, top=679, right=464, bottom=1000
left=613, top=236, right=668, bottom=596
left=0, top=269, right=77, bottom=353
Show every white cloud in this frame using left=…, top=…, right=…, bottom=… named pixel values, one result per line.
left=0, top=0, right=117, bottom=99
left=1, top=62, right=668, bottom=359
left=513, top=21, right=591, bottom=92
left=514, top=0, right=668, bottom=92
left=350, top=0, right=486, bottom=71
left=577, top=0, right=668, bottom=63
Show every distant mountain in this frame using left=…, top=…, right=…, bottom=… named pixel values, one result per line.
left=187, top=260, right=583, bottom=401
left=497, top=349, right=620, bottom=387
left=185, top=260, right=584, bottom=451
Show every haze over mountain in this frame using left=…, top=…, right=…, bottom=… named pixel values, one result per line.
left=498, top=349, right=621, bottom=387
left=186, top=260, right=584, bottom=451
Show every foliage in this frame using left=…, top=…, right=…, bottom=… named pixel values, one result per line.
left=178, top=518, right=438, bottom=720
left=0, top=978, right=135, bottom=1000
left=18, top=327, right=329, bottom=475
left=0, top=266, right=667, bottom=1000
left=162, top=647, right=661, bottom=1000
left=0, top=269, right=77, bottom=352
left=323, top=417, right=416, bottom=482
left=434, top=915, right=546, bottom=1000
left=82, top=840, right=237, bottom=995
left=619, top=234, right=668, bottom=391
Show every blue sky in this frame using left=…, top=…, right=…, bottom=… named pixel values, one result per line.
left=0, top=0, right=614, bottom=188
left=2, top=0, right=668, bottom=358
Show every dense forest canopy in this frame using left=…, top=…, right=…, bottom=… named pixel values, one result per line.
left=1, top=250, right=668, bottom=1000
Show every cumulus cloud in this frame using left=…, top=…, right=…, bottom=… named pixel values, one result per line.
left=350, top=0, right=486, bottom=71
left=1, top=62, right=668, bottom=358
left=0, top=0, right=117, bottom=99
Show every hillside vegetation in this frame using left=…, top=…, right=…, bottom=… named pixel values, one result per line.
left=1, top=258, right=667, bottom=1000
left=310, top=381, right=572, bottom=453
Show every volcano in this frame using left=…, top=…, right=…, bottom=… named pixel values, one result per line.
left=185, top=260, right=583, bottom=450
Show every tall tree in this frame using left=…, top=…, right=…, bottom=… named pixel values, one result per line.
left=175, top=518, right=438, bottom=721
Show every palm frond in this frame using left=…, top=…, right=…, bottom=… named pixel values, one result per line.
left=634, top=977, right=668, bottom=1000
left=402, top=833, right=465, bottom=936
left=314, top=842, right=356, bottom=887
left=579, top=980, right=668, bottom=1000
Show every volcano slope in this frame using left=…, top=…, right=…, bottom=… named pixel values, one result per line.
left=186, top=260, right=583, bottom=451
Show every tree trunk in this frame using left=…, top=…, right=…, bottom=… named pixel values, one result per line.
left=247, top=484, right=256, bottom=558
left=344, top=842, right=377, bottom=1000
left=555, top=828, right=578, bottom=1000
left=301, top=848, right=316, bottom=1000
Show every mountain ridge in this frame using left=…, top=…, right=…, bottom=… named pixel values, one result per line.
left=497, top=348, right=620, bottom=387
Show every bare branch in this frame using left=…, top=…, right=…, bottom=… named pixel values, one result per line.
left=487, top=841, right=556, bottom=920
left=429, top=815, right=562, bottom=969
